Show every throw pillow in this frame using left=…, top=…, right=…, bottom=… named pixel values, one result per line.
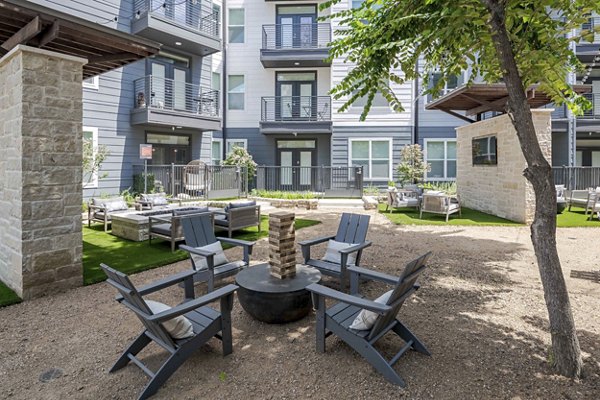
left=145, top=300, right=194, bottom=339
left=322, top=240, right=356, bottom=265
left=349, top=290, right=393, bottom=331
left=228, top=200, right=256, bottom=209
left=103, top=198, right=128, bottom=212
left=191, top=241, right=229, bottom=270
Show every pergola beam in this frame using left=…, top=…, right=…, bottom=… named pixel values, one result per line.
left=1, top=15, right=41, bottom=51
left=438, top=107, right=476, bottom=123
left=88, top=52, right=135, bottom=64
left=34, top=20, right=59, bottom=48
left=466, top=95, right=509, bottom=116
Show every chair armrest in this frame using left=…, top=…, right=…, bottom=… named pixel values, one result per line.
left=89, top=204, right=106, bottom=212
left=213, top=209, right=228, bottom=216
left=298, top=235, right=335, bottom=247
left=218, top=237, right=256, bottom=248
left=115, top=269, right=197, bottom=301
left=179, top=244, right=216, bottom=258
left=347, top=265, right=399, bottom=285
left=148, top=215, right=171, bottom=224
left=306, top=283, right=390, bottom=315
left=148, top=284, right=239, bottom=322
left=338, top=241, right=372, bottom=255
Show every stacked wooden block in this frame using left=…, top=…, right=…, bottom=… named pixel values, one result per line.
left=268, top=211, right=296, bottom=279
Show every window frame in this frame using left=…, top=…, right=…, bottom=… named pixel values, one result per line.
left=211, top=138, right=223, bottom=165
left=227, top=74, right=245, bottom=110
left=423, top=138, right=457, bottom=181
left=83, top=76, right=99, bottom=90
left=228, top=8, right=245, bottom=44
left=226, top=139, right=248, bottom=154
left=425, top=71, right=463, bottom=104
left=83, top=126, right=99, bottom=189
left=348, top=138, right=393, bottom=181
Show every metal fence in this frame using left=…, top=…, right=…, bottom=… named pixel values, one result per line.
left=134, top=0, right=220, bottom=38
left=262, top=23, right=331, bottom=50
left=134, top=76, right=219, bottom=117
left=261, top=96, right=331, bottom=122
left=553, top=166, right=600, bottom=190
left=133, top=164, right=247, bottom=200
left=255, top=166, right=364, bottom=198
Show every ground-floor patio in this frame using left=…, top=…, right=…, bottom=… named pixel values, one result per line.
left=0, top=209, right=598, bottom=399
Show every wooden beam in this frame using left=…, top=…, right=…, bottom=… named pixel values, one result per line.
left=437, top=108, right=476, bottom=123
left=466, top=95, right=509, bottom=116
left=1, top=15, right=42, bottom=51
left=88, top=52, right=134, bottom=64
left=34, top=20, right=59, bottom=48
left=460, top=93, right=506, bottom=112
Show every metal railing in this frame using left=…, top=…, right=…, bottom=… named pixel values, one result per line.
left=262, top=23, right=331, bottom=50
left=134, top=75, right=219, bottom=117
left=581, top=93, right=600, bottom=118
left=261, top=96, right=331, bottom=122
left=580, top=17, right=600, bottom=43
left=133, top=164, right=248, bottom=200
left=255, top=166, right=364, bottom=198
left=134, top=0, right=220, bottom=38
left=553, top=166, right=600, bottom=190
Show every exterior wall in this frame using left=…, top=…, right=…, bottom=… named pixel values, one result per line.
left=456, top=110, right=552, bottom=223
left=0, top=46, right=86, bottom=298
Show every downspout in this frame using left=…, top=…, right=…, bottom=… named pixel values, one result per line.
left=221, top=0, right=228, bottom=159
left=413, top=65, right=419, bottom=146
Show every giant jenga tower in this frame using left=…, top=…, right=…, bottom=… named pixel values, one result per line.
left=268, top=211, right=296, bottom=279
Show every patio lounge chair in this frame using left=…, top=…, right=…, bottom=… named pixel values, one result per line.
left=306, top=252, right=432, bottom=387
left=100, top=263, right=237, bottom=400
left=386, top=189, right=420, bottom=212
left=213, top=200, right=261, bottom=238
left=137, top=192, right=181, bottom=209
left=88, top=196, right=130, bottom=232
left=566, top=188, right=599, bottom=217
left=148, top=207, right=211, bottom=252
left=183, top=160, right=210, bottom=195
left=299, top=213, right=371, bottom=289
left=419, top=192, right=461, bottom=222
left=180, top=213, right=255, bottom=292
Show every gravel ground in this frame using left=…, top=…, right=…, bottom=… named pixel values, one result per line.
left=0, top=209, right=599, bottom=400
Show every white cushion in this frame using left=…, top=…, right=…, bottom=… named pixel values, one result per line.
left=349, top=290, right=393, bottom=331
left=103, top=198, right=129, bottom=212
left=424, top=190, right=444, bottom=195
left=145, top=300, right=194, bottom=339
left=191, top=241, right=229, bottom=271
left=322, top=240, right=356, bottom=265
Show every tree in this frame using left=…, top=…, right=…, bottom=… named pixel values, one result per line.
left=223, top=146, right=258, bottom=189
left=325, top=0, right=600, bottom=377
left=82, top=137, right=109, bottom=186
left=396, top=144, right=430, bottom=186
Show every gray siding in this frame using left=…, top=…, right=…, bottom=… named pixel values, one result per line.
left=552, top=131, right=569, bottom=166
left=417, top=126, right=457, bottom=147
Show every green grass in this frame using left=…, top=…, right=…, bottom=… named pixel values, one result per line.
left=83, top=215, right=321, bottom=285
left=379, top=204, right=522, bottom=226
left=251, top=190, right=317, bottom=200
left=0, top=281, right=21, bottom=308
left=556, top=206, right=600, bottom=227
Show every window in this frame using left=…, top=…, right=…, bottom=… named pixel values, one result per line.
left=352, top=0, right=364, bottom=8
left=226, top=139, right=247, bottom=154
left=424, top=139, right=457, bottom=180
left=212, top=4, right=220, bottom=19
left=427, top=72, right=461, bottom=102
left=83, top=127, right=99, bottom=188
left=212, top=139, right=223, bottom=165
left=228, top=75, right=245, bottom=110
left=349, top=139, right=392, bottom=180
left=228, top=8, right=244, bottom=43
left=212, top=72, right=221, bottom=91
left=83, top=76, right=99, bottom=90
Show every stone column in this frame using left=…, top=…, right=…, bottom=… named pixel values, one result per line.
left=0, top=45, right=87, bottom=299
left=268, top=211, right=296, bottom=279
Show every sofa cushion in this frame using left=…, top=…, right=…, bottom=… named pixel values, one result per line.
left=172, top=207, right=209, bottom=217
left=141, top=193, right=168, bottom=206
left=225, top=200, right=256, bottom=212
left=145, top=300, right=194, bottom=339
left=150, top=223, right=172, bottom=236
left=349, top=290, right=393, bottom=331
left=322, top=240, right=356, bottom=265
left=92, top=196, right=128, bottom=212
left=214, top=214, right=229, bottom=227
left=191, top=241, right=229, bottom=271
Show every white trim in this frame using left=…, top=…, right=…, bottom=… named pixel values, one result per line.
left=348, top=137, right=393, bottom=181
left=83, top=126, right=99, bottom=189
left=226, top=138, right=248, bottom=153
left=227, top=74, right=245, bottom=111
left=83, top=76, right=99, bottom=90
left=423, top=138, right=456, bottom=181
left=211, top=138, right=223, bottom=164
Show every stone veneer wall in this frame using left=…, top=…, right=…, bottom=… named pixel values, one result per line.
left=456, top=110, right=552, bottom=224
left=0, top=45, right=87, bottom=299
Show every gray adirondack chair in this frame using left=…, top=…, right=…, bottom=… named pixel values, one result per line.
left=299, top=213, right=371, bottom=289
left=306, top=251, right=432, bottom=387
left=100, top=263, right=237, bottom=400
left=179, top=213, right=255, bottom=292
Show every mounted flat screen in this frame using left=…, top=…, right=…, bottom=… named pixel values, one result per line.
left=472, top=136, right=497, bottom=165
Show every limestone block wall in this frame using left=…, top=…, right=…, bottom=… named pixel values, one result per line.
left=0, top=46, right=87, bottom=299
left=456, top=110, right=552, bottom=224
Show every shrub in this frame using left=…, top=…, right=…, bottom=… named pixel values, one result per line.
left=396, top=144, right=430, bottom=186
left=251, top=189, right=316, bottom=200
left=133, top=173, right=155, bottom=195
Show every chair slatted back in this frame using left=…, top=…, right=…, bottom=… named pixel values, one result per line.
left=101, top=264, right=176, bottom=350
left=387, top=191, right=397, bottom=207
left=422, top=195, right=447, bottom=212
left=335, top=213, right=370, bottom=244
left=182, top=213, right=217, bottom=248
left=367, top=252, right=432, bottom=341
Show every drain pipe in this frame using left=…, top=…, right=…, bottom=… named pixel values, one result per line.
left=221, top=0, right=228, bottom=159
left=413, top=65, right=419, bottom=146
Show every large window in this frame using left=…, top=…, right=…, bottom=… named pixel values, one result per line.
left=212, top=139, right=223, bottom=165
left=227, top=139, right=247, bottom=154
left=83, top=127, right=99, bottom=188
left=212, top=72, right=220, bottom=91
left=228, top=75, right=245, bottom=110
left=349, top=139, right=392, bottom=180
left=424, top=139, right=456, bottom=180
left=427, top=72, right=461, bottom=102
left=228, top=8, right=244, bottom=43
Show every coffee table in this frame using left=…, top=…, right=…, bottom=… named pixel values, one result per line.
left=235, top=263, right=321, bottom=324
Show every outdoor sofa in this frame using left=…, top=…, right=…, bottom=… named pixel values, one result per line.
left=148, top=207, right=212, bottom=252
left=419, top=192, right=461, bottom=222
left=213, top=200, right=261, bottom=238
left=88, top=196, right=131, bottom=232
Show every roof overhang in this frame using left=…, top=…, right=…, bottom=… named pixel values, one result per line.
left=0, top=0, right=161, bottom=79
left=425, top=83, right=592, bottom=123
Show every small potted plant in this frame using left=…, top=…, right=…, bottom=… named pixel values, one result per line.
left=387, top=180, right=396, bottom=190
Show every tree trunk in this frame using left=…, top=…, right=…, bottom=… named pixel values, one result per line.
left=482, top=0, right=583, bottom=377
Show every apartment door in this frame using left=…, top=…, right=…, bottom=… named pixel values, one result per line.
left=276, top=72, right=316, bottom=120
left=276, top=5, right=317, bottom=48
left=148, top=55, right=190, bottom=111
left=277, top=140, right=316, bottom=190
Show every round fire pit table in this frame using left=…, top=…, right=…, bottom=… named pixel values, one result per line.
left=235, top=263, right=321, bottom=324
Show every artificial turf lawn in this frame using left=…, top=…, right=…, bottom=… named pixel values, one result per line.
left=83, top=216, right=321, bottom=285
left=0, top=281, right=21, bottom=308
left=556, top=206, right=600, bottom=227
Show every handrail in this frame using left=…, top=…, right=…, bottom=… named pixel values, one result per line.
left=133, top=0, right=220, bottom=38
left=262, top=23, right=331, bottom=50
left=261, top=95, right=331, bottom=122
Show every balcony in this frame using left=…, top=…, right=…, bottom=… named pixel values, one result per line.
left=131, top=0, right=220, bottom=56
left=260, top=96, right=332, bottom=134
left=131, top=76, right=221, bottom=131
left=260, top=23, right=331, bottom=68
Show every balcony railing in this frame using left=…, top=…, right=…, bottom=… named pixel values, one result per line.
left=581, top=93, right=600, bottom=118
left=261, top=96, right=331, bottom=122
left=262, top=23, right=331, bottom=50
left=581, top=17, right=600, bottom=43
left=134, top=75, right=219, bottom=117
left=134, top=0, right=220, bottom=38
left=553, top=166, right=600, bottom=190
